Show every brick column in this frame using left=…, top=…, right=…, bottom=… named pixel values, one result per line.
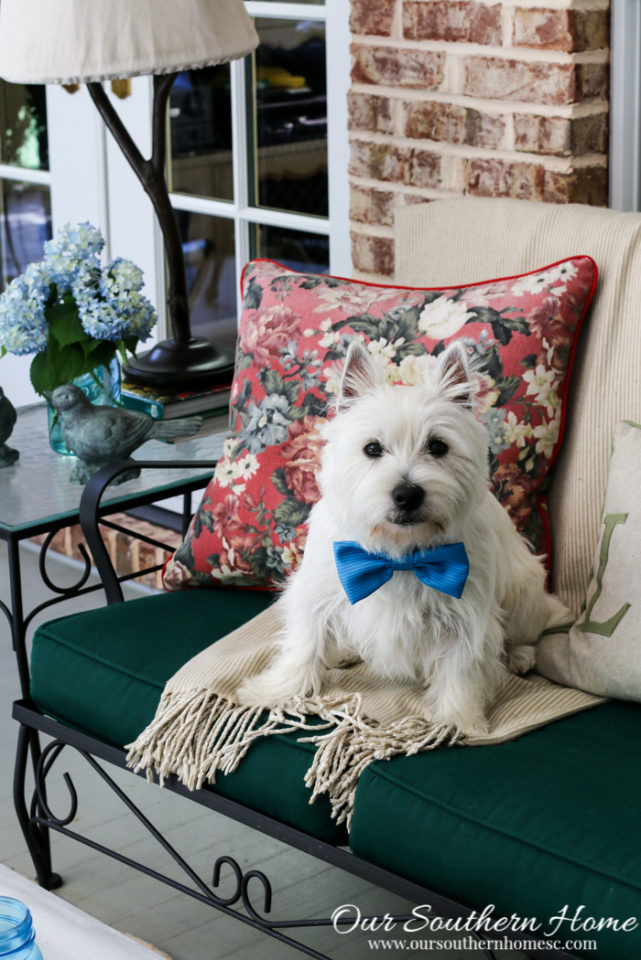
left=348, top=0, right=610, bottom=279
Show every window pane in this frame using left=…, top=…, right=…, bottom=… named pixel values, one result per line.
left=251, top=19, right=327, bottom=218
left=0, top=180, right=52, bottom=287
left=253, top=223, right=329, bottom=274
left=0, top=81, right=48, bottom=171
left=168, top=66, right=233, bottom=202
left=177, top=211, right=237, bottom=351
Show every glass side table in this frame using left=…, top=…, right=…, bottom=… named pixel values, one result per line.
left=0, top=403, right=223, bottom=702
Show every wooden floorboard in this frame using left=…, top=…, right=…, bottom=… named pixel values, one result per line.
left=0, top=542, right=522, bottom=959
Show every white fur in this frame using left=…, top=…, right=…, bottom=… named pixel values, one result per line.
left=239, top=341, right=572, bottom=735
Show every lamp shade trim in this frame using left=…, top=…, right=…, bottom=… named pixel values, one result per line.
left=0, top=52, right=256, bottom=86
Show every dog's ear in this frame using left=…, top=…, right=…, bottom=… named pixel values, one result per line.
left=435, top=341, right=473, bottom=407
left=338, top=340, right=379, bottom=411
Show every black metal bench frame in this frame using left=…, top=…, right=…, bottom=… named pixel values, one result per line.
left=10, top=459, right=577, bottom=960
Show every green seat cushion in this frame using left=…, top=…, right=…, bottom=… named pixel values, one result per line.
left=30, top=589, right=347, bottom=845
left=350, top=701, right=641, bottom=959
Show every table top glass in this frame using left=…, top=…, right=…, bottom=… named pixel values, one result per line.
left=0, top=404, right=225, bottom=535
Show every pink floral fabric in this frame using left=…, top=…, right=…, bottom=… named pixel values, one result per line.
left=163, top=256, right=597, bottom=590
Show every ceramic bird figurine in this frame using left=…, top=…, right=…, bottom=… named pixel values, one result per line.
left=0, top=386, right=19, bottom=466
left=46, top=384, right=202, bottom=484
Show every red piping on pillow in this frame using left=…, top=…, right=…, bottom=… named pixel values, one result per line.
left=240, top=256, right=598, bottom=298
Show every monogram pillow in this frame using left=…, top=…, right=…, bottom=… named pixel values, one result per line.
left=163, top=256, right=597, bottom=590
left=537, top=420, right=641, bottom=700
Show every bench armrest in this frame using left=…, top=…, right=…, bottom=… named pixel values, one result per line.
left=79, top=459, right=217, bottom=605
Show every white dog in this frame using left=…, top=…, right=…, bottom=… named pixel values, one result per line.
left=239, top=340, right=570, bottom=735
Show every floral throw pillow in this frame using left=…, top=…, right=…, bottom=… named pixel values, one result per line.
left=163, top=256, right=597, bottom=590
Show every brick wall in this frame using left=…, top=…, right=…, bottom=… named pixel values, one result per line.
left=348, top=0, right=610, bottom=279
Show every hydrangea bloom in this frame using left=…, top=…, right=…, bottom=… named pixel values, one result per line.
left=0, top=263, right=49, bottom=355
left=0, top=221, right=157, bottom=392
left=43, top=221, right=104, bottom=293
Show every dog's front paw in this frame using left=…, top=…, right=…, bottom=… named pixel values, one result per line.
left=237, top=665, right=321, bottom=709
left=420, top=696, right=489, bottom=738
left=507, top=643, right=536, bottom=675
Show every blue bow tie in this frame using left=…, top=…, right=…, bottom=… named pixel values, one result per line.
left=333, top=540, right=469, bottom=605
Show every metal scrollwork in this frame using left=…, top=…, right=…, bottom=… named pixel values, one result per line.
left=33, top=741, right=78, bottom=827
left=240, top=869, right=273, bottom=922
left=211, top=855, right=243, bottom=906
left=38, top=529, right=92, bottom=595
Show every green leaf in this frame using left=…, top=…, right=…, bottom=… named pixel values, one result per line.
left=469, top=305, right=504, bottom=327
left=301, top=392, right=327, bottom=417
left=394, top=341, right=430, bottom=361
left=282, top=379, right=300, bottom=405
left=493, top=375, right=521, bottom=406
left=243, top=276, right=263, bottom=309
left=490, top=320, right=513, bottom=346
left=261, top=368, right=284, bottom=395
left=479, top=344, right=503, bottom=381
left=299, top=277, right=323, bottom=290
left=520, top=353, right=538, bottom=369
left=301, top=276, right=345, bottom=290
left=174, top=540, right=195, bottom=568
left=273, top=498, right=310, bottom=526
left=392, top=305, right=421, bottom=342
left=235, top=351, right=253, bottom=372
left=336, top=314, right=387, bottom=339
left=195, top=506, right=216, bottom=537
left=29, top=340, right=89, bottom=394
left=272, top=468, right=291, bottom=496
left=249, top=546, right=270, bottom=579
left=83, top=340, right=117, bottom=369
left=490, top=314, right=530, bottom=346
left=47, top=301, right=87, bottom=348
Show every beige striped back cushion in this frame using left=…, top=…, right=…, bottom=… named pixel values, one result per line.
left=394, top=198, right=641, bottom=614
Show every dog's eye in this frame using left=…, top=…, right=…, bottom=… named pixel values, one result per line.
left=427, top=438, right=448, bottom=458
left=364, top=441, right=383, bottom=459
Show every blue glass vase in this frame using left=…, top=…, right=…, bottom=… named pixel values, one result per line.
left=47, top=356, right=121, bottom=455
left=0, top=897, right=43, bottom=959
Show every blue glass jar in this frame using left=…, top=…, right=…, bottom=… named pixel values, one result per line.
left=46, top=356, right=121, bottom=455
left=0, top=897, right=43, bottom=959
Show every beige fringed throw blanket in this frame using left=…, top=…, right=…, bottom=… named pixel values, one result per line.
left=127, top=604, right=603, bottom=827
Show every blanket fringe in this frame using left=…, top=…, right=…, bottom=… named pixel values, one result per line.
left=126, top=688, right=461, bottom=827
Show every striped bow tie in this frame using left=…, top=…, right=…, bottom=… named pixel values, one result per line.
left=333, top=540, right=469, bottom=605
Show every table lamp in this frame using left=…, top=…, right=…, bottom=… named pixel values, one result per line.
left=0, top=0, right=258, bottom=388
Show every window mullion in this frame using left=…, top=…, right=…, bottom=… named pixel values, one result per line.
left=231, top=54, right=251, bottom=317
left=245, top=2, right=326, bottom=22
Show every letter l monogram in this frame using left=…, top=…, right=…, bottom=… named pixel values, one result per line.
left=577, top=512, right=630, bottom=637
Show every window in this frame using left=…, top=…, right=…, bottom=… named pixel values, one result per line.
left=0, top=81, right=51, bottom=286
left=0, top=80, right=53, bottom=405
left=167, top=2, right=338, bottom=355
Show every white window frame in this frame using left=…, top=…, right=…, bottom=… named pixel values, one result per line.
left=609, top=0, right=641, bottom=211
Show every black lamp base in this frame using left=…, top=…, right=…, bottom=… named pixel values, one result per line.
left=123, top=337, right=235, bottom=389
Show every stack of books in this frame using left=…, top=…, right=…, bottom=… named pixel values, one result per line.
left=120, top=378, right=231, bottom=440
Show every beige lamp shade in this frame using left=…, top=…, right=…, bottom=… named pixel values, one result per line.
left=0, top=0, right=259, bottom=84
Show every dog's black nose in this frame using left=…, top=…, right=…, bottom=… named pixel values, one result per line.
left=391, top=483, right=425, bottom=512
